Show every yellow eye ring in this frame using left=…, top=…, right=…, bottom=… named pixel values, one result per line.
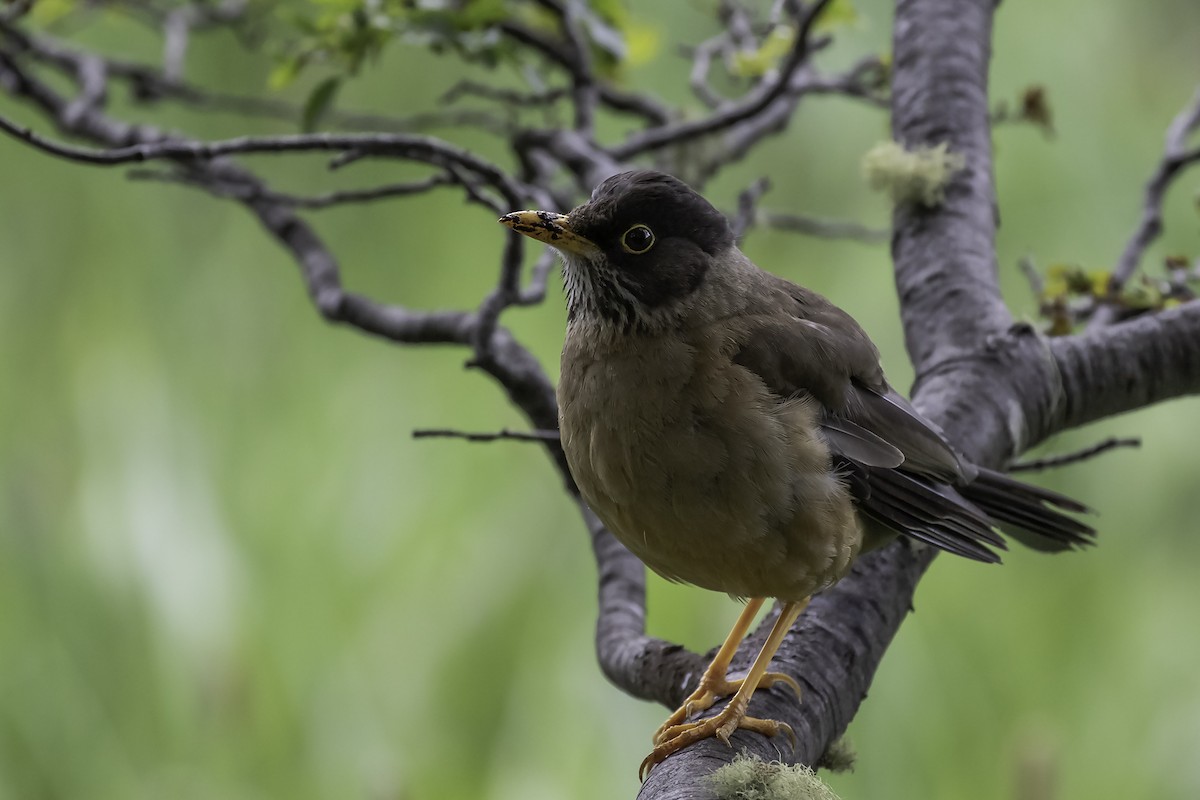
left=620, top=224, right=655, bottom=254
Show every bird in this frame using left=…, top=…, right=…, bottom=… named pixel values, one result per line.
left=499, top=170, right=1093, bottom=778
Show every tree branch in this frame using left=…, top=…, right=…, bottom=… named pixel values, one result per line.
left=890, top=0, right=1010, bottom=376
left=1041, top=301, right=1200, bottom=443
left=1010, top=437, right=1141, bottom=473
left=762, top=209, right=889, bottom=244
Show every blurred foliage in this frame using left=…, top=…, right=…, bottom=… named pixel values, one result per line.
left=992, top=85, right=1056, bottom=137
left=2, top=1, right=1200, bottom=800
left=266, top=0, right=632, bottom=88
left=1038, top=258, right=1199, bottom=335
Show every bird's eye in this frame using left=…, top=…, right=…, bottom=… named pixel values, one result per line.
left=620, top=224, right=655, bottom=254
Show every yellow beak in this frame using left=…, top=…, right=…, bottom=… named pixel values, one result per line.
left=499, top=210, right=600, bottom=256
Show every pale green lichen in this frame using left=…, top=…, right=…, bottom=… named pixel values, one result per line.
left=705, top=754, right=842, bottom=800
left=862, top=140, right=965, bottom=207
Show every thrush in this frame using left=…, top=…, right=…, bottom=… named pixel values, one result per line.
left=500, top=170, right=1092, bottom=777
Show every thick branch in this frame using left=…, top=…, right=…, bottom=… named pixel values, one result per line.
left=638, top=541, right=934, bottom=799
left=1041, top=302, right=1200, bottom=443
left=890, top=0, right=1009, bottom=376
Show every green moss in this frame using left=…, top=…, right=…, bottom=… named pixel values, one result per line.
left=862, top=140, right=965, bottom=208
left=706, top=754, right=842, bottom=800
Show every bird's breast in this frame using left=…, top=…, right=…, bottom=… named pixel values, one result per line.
left=558, top=325, right=861, bottom=601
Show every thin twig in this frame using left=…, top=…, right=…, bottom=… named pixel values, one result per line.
left=610, top=0, right=833, bottom=160
left=1018, top=253, right=1044, bottom=297
left=441, top=79, right=568, bottom=108
left=495, top=18, right=670, bottom=126
left=2, top=22, right=500, bottom=133
left=762, top=209, right=889, bottom=244
left=127, top=168, right=457, bottom=209
left=732, top=176, right=771, bottom=240
left=0, top=114, right=527, bottom=206
left=557, top=0, right=600, bottom=134
left=1010, top=437, right=1141, bottom=473
left=412, top=427, right=561, bottom=443
left=1092, top=85, right=1200, bottom=328
left=517, top=248, right=560, bottom=306
left=687, top=34, right=732, bottom=109
left=692, top=52, right=885, bottom=184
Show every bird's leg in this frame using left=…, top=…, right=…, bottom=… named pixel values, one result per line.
left=651, top=597, right=800, bottom=745
left=640, top=597, right=810, bottom=780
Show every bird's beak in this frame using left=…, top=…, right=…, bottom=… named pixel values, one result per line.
left=499, top=210, right=600, bottom=256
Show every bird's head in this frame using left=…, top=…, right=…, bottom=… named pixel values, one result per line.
left=500, top=170, right=734, bottom=332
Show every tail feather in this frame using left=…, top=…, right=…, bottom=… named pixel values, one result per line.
left=959, top=467, right=1096, bottom=552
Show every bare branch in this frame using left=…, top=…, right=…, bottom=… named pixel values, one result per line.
left=0, top=114, right=528, bottom=206
left=1091, top=85, right=1200, bottom=328
left=412, top=428, right=561, bottom=443
left=442, top=79, right=568, bottom=108
left=686, top=35, right=732, bottom=109
left=161, top=0, right=248, bottom=80
left=731, top=176, right=771, bottom=240
left=762, top=209, right=889, bottom=244
left=2, top=22, right=506, bottom=134
left=692, top=53, right=887, bottom=185
left=555, top=0, right=600, bottom=133
left=1041, top=301, right=1200, bottom=443
left=1018, top=253, right=1044, bottom=297
left=516, top=248, right=560, bottom=306
left=610, top=0, right=834, bottom=160
left=495, top=17, right=670, bottom=126
left=127, top=167, right=457, bottom=210
left=1010, top=437, right=1141, bottom=473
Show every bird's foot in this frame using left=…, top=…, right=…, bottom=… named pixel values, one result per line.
left=639, top=698, right=796, bottom=780
left=651, top=671, right=800, bottom=745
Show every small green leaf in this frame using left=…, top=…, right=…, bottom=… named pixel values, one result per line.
left=268, top=56, right=304, bottom=90
left=301, top=77, right=342, bottom=132
left=731, top=25, right=795, bottom=78
left=815, top=0, right=860, bottom=32
left=29, top=0, right=76, bottom=24
left=1121, top=279, right=1162, bottom=310
left=623, top=22, right=659, bottom=66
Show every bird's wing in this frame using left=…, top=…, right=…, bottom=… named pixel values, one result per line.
left=728, top=275, right=1011, bottom=562
left=729, top=274, right=1093, bottom=557
left=730, top=274, right=967, bottom=481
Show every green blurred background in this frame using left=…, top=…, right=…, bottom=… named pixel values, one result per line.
left=2, top=2, right=1199, bottom=798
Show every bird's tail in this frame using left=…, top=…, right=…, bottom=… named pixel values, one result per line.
left=959, top=467, right=1096, bottom=552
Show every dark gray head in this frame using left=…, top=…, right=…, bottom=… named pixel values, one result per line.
left=500, top=170, right=734, bottom=330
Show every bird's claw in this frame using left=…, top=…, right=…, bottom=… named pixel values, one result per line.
left=651, top=670, right=800, bottom=746
left=640, top=708, right=796, bottom=781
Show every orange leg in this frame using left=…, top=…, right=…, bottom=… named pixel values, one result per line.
left=640, top=597, right=810, bottom=780
left=651, top=597, right=800, bottom=745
